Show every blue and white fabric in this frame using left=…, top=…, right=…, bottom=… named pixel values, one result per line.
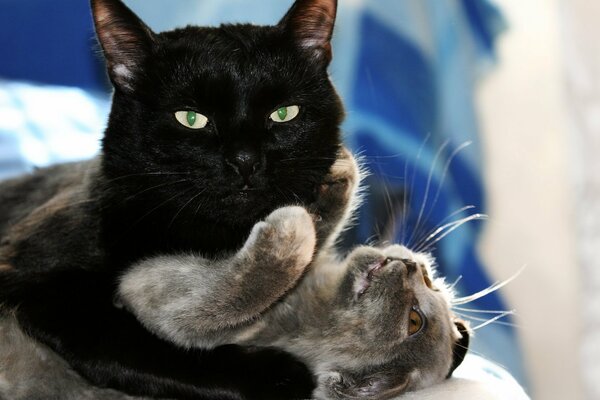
left=0, top=0, right=525, bottom=387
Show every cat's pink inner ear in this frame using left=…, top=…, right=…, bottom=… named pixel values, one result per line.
left=280, top=0, right=338, bottom=64
left=91, top=0, right=156, bottom=92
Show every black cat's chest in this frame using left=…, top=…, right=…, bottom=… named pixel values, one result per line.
left=100, top=199, right=254, bottom=266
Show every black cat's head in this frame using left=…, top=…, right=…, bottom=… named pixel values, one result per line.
left=91, top=0, right=342, bottom=236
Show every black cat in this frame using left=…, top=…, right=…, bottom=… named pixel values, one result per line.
left=0, top=0, right=343, bottom=398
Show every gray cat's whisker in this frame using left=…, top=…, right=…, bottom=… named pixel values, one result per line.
left=451, top=266, right=525, bottom=306
left=416, top=141, right=473, bottom=240
left=453, top=306, right=513, bottom=314
left=406, top=139, right=450, bottom=248
left=451, top=342, right=510, bottom=372
left=400, top=152, right=410, bottom=244
left=379, top=164, right=398, bottom=244
left=469, top=311, right=516, bottom=331
left=359, top=151, right=406, bottom=160
left=448, top=275, right=463, bottom=290
left=401, top=133, right=431, bottom=247
left=415, top=213, right=488, bottom=253
left=412, top=205, right=476, bottom=250
left=453, top=311, right=519, bottom=329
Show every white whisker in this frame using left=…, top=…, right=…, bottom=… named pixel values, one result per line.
left=454, top=311, right=520, bottom=329
left=470, top=311, right=516, bottom=331
left=451, top=266, right=526, bottom=306
left=448, top=275, right=463, bottom=290
left=412, top=205, right=476, bottom=250
left=453, top=306, right=512, bottom=314
left=407, top=139, right=450, bottom=247
left=416, top=141, right=472, bottom=244
left=415, top=213, right=488, bottom=252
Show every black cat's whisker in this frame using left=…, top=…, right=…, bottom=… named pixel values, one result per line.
left=278, top=156, right=338, bottom=163
left=451, top=266, right=525, bottom=306
left=274, top=185, right=299, bottom=205
left=406, top=139, right=450, bottom=248
left=192, top=195, right=208, bottom=221
left=168, top=189, right=207, bottom=229
left=128, top=187, right=196, bottom=230
left=415, top=213, right=488, bottom=253
left=102, top=171, right=191, bottom=185
left=125, top=179, right=191, bottom=202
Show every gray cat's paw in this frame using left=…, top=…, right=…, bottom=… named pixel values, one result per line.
left=247, top=206, right=316, bottom=272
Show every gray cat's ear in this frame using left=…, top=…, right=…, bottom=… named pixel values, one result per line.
left=279, top=0, right=337, bottom=65
left=447, top=320, right=470, bottom=378
left=91, top=0, right=156, bottom=92
left=318, top=369, right=410, bottom=399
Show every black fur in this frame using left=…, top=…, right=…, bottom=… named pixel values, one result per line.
left=0, top=0, right=342, bottom=398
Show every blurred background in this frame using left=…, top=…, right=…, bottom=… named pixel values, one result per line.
left=0, top=0, right=596, bottom=399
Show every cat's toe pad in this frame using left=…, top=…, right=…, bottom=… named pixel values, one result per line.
left=253, top=206, right=316, bottom=269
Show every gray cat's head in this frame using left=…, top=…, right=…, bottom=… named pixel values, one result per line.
left=315, top=245, right=469, bottom=399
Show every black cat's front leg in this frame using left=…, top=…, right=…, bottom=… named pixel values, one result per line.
left=309, top=147, right=361, bottom=249
left=118, top=206, right=316, bottom=348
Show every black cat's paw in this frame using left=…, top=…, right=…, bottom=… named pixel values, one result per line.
left=308, top=147, right=360, bottom=246
left=316, top=147, right=359, bottom=209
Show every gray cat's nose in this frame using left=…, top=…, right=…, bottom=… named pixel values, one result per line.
left=402, top=259, right=418, bottom=275
left=226, top=148, right=261, bottom=182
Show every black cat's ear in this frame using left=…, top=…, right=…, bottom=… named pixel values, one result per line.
left=279, top=0, right=337, bottom=65
left=91, top=0, right=156, bottom=92
left=447, top=320, right=471, bottom=378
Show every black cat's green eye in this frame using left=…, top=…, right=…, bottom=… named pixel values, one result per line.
left=270, top=105, right=300, bottom=123
left=175, top=111, right=208, bottom=129
left=408, top=307, right=424, bottom=336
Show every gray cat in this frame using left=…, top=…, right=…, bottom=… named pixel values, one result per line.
left=118, top=149, right=470, bottom=400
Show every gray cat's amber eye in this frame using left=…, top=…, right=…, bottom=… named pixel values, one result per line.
left=270, top=105, right=300, bottom=123
left=408, top=308, right=424, bottom=336
left=175, top=111, right=208, bottom=129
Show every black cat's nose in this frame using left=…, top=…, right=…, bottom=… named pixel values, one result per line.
left=226, top=148, right=261, bottom=181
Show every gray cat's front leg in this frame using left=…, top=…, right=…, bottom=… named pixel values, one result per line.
left=118, top=206, right=316, bottom=349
